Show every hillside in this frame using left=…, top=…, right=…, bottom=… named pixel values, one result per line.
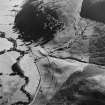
left=0, top=0, right=105, bottom=105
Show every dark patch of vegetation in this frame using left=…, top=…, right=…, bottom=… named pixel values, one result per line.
left=13, top=1, right=64, bottom=45
left=80, top=0, right=105, bottom=24
left=11, top=63, right=24, bottom=77
left=0, top=31, right=5, bottom=38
